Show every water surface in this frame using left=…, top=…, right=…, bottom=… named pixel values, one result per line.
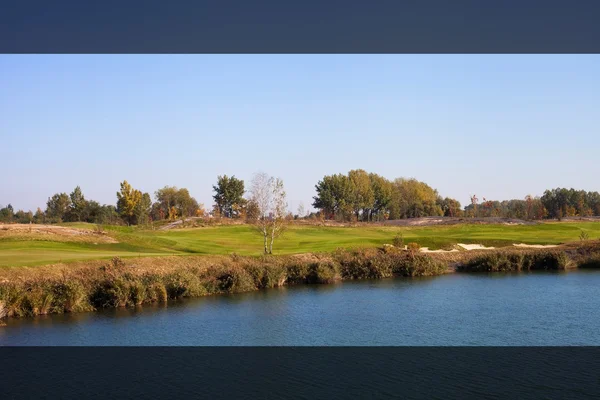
left=2, top=270, right=600, bottom=346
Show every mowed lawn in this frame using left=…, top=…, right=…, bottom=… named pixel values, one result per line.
left=152, top=222, right=600, bottom=254
left=1, top=222, right=599, bottom=267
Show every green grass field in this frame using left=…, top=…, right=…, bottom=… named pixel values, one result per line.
left=1, top=221, right=600, bottom=267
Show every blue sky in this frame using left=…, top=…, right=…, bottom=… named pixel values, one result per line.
left=1, top=55, right=599, bottom=213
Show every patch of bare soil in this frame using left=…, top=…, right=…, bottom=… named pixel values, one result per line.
left=0, top=224, right=118, bottom=244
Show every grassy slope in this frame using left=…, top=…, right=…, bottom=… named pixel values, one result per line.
left=1, top=221, right=599, bottom=267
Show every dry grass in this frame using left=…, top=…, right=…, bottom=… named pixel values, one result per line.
left=0, top=249, right=446, bottom=320
left=2, top=241, right=600, bottom=322
left=0, top=224, right=118, bottom=244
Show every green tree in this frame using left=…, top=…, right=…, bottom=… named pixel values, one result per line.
left=369, top=173, right=393, bottom=221
left=212, top=175, right=245, bottom=218
left=135, top=192, right=152, bottom=225
left=33, top=207, right=45, bottom=224
left=348, top=169, right=374, bottom=221
left=438, top=197, right=462, bottom=217
left=69, top=186, right=87, bottom=222
left=313, top=173, right=354, bottom=221
left=14, top=209, right=33, bottom=224
left=0, top=204, right=14, bottom=223
left=46, top=193, right=71, bottom=222
left=175, top=188, right=199, bottom=218
left=154, top=186, right=200, bottom=220
left=389, top=178, right=443, bottom=219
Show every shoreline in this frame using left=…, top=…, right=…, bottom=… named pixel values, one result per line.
left=1, top=241, right=599, bottom=322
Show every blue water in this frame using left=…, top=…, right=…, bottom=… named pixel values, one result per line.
left=2, top=270, right=600, bottom=346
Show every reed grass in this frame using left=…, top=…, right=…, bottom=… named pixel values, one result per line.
left=1, top=241, right=600, bottom=321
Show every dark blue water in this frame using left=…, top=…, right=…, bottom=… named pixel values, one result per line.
left=2, top=270, right=600, bottom=346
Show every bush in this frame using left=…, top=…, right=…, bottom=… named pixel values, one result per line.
left=393, top=254, right=447, bottom=277
left=205, top=265, right=256, bottom=294
left=52, top=281, right=92, bottom=313
left=336, top=249, right=393, bottom=279
left=307, top=261, right=339, bottom=284
left=129, top=281, right=147, bottom=305
left=392, top=233, right=404, bottom=248
left=407, top=242, right=421, bottom=253
left=22, top=284, right=54, bottom=315
left=246, top=262, right=287, bottom=289
left=164, top=270, right=206, bottom=299
left=580, top=230, right=590, bottom=241
left=90, top=279, right=131, bottom=308
left=286, top=263, right=310, bottom=284
left=0, top=284, right=26, bottom=317
left=458, top=250, right=573, bottom=272
left=578, top=256, right=600, bottom=269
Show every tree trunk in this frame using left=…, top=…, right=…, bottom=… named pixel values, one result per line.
left=263, top=227, right=268, bottom=254
left=269, top=228, right=275, bottom=254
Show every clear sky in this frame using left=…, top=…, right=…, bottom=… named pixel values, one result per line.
left=1, top=55, right=599, bottom=213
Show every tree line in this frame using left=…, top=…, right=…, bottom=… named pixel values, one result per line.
left=0, top=182, right=204, bottom=226
left=1, top=171, right=599, bottom=225
left=311, top=169, right=600, bottom=222
left=312, top=169, right=459, bottom=221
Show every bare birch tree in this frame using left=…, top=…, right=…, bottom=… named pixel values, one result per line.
left=249, top=172, right=288, bottom=254
left=269, top=178, right=287, bottom=254
left=297, top=202, right=305, bottom=219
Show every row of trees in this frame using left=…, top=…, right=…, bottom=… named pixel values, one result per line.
left=312, top=170, right=600, bottom=222
left=2, top=175, right=600, bottom=225
left=463, top=189, right=600, bottom=220
left=312, top=169, right=459, bottom=221
left=540, top=188, right=600, bottom=219
left=0, top=182, right=204, bottom=226
left=463, top=196, right=547, bottom=219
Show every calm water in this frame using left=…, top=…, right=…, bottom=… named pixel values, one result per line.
left=2, top=270, right=600, bottom=346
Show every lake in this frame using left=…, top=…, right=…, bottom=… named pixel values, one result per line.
left=2, top=270, right=600, bottom=346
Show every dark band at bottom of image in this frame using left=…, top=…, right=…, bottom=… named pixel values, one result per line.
left=1, top=347, right=598, bottom=399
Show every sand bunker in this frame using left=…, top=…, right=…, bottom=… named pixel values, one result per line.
left=419, top=243, right=560, bottom=253
left=512, top=243, right=558, bottom=249
left=457, top=243, right=496, bottom=251
left=420, top=247, right=459, bottom=253
left=420, top=243, right=495, bottom=253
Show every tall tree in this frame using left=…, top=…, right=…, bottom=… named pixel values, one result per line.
left=369, top=173, right=393, bottom=221
left=212, top=175, right=245, bottom=218
left=116, top=180, right=142, bottom=225
left=438, top=197, right=462, bottom=217
left=297, top=202, right=306, bottom=219
left=69, top=186, right=87, bottom=222
left=348, top=169, right=374, bottom=221
left=0, top=204, right=14, bottom=223
left=249, top=172, right=288, bottom=254
left=33, top=207, right=45, bottom=224
left=46, top=193, right=71, bottom=222
left=135, top=192, right=153, bottom=225
left=313, top=173, right=353, bottom=220
left=389, top=178, right=443, bottom=219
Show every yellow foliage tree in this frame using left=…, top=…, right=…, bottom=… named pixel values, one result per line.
left=195, top=203, right=206, bottom=218
left=168, top=206, right=178, bottom=220
left=116, top=180, right=142, bottom=225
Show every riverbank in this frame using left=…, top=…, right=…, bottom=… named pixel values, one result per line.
left=1, top=241, right=600, bottom=322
